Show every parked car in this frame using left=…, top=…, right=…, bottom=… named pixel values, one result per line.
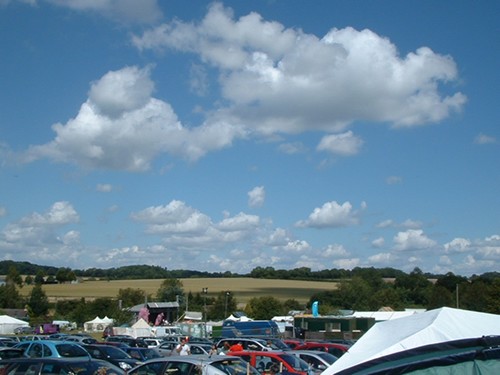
left=283, top=339, right=304, bottom=350
left=293, top=342, right=349, bottom=358
left=289, top=350, right=338, bottom=374
left=215, top=338, right=276, bottom=352
left=0, top=337, right=19, bottom=347
left=122, top=346, right=163, bottom=361
left=229, top=350, right=313, bottom=375
left=13, top=326, right=35, bottom=335
left=128, top=354, right=261, bottom=375
left=0, top=347, right=25, bottom=359
left=156, top=341, right=178, bottom=356
left=63, top=334, right=98, bottom=345
left=105, top=335, right=148, bottom=347
left=14, top=340, right=89, bottom=359
left=140, top=337, right=163, bottom=348
left=0, top=356, right=125, bottom=374
left=83, top=343, right=141, bottom=372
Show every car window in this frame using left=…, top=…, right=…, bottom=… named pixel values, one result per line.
left=27, top=343, right=43, bottom=358
left=55, top=343, right=88, bottom=357
left=40, top=363, right=65, bottom=374
left=129, top=361, right=164, bottom=375
left=163, top=361, right=196, bottom=375
left=5, top=362, right=40, bottom=375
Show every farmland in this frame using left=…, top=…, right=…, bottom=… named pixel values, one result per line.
left=20, top=278, right=338, bottom=304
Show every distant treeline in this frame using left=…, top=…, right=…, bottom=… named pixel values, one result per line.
left=0, top=260, right=498, bottom=282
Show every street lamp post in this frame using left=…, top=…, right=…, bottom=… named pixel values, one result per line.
left=202, top=287, right=208, bottom=338
left=224, top=291, right=231, bottom=318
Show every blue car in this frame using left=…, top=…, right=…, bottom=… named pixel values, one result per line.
left=14, top=340, right=89, bottom=359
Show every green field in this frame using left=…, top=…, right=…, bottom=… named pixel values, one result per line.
left=21, top=278, right=338, bottom=304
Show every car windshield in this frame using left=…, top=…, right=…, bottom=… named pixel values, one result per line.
left=315, top=352, right=338, bottom=363
left=100, top=346, right=131, bottom=359
left=55, top=343, right=89, bottom=358
left=279, top=354, right=310, bottom=371
left=265, top=339, right=288, bottom=350
left=135, top=348, right=162, bottom=359
left=211, top=358, right=261, bottom=375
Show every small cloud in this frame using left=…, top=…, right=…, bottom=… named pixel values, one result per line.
left=248, top=186, right=265, bottom=208
left=386, top=175, right=403, bottom=184
left=376, top=219, right=394, bottom=228
left=0, top=207, right=6, bottom=217
left=371, top=237, right=385, bottom=248
left=393, top=229, right=436, bottom=251
left=96, top=184, right=113, bottom=193
left=317, top=131, right=364, bottom=156
left=474, top=133, right=497, bottom=144
left=296, top=200, right=365, bottom=228
left=278, top=142, right=307, bottom=154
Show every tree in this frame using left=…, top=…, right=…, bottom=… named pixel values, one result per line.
left=245, top=296, right=283, bottom=319
left=210, top=291, right=237, bottom=320
left=6, top=266, right=23, bottom=287
left=156, top=278, right=184, bottom=304
left=0, top=284, right=23, bottom=308
left=117, top=288, right=149, bottom=308
left=24, top=275, right=33, bottom=285
left=34, top=270, right=46, bottom=285
left=56, top=268, right=76, bottom=283
left=27, top=284, right=49, bottom=317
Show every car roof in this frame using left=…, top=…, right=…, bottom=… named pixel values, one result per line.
left=143, top=354, right=241, bottom=364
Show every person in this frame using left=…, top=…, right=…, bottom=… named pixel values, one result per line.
left=219, top=341, right=231, bottom=355
left=208, top=344, right=218, bottom=356
left=229, top=341, right=244, bottom=352
left=175, top=337, right=191, bottom=355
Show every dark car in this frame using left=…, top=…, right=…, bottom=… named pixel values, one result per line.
left=83, top=343, right=141, bottom=372
left=0, top=356, right=125, bottom=374
left=105, top=335, right=148, bottom=347
left=122, top=346, right=163, bottom=361
left=13, top=326, right=35, bottom=335
left=293, top=342, right=349, bottom=358
left=0, top=347, right=25, bottom=359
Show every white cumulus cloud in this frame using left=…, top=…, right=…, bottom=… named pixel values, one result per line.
left=296, top=200, right=365, bottom=228
left=248, top=186, right=265, bottom=208
left=133, top=3, right=466, bottom=137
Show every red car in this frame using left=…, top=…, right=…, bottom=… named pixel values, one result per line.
left=230, top=350, right=311, bottom=375
left=293, top=342, right=348, bottom=358
left=283, top=339, right=304, bottom=349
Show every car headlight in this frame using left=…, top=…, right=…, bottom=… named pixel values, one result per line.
left=118, top=362, right=133, bottom=370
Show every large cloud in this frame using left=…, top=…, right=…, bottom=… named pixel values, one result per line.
left=133, top=2, right=466, bottom=135
left=23, top=66, right=245, bottom=171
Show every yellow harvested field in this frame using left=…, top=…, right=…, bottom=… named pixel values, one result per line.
left=21, top=278, right=338, bottom=304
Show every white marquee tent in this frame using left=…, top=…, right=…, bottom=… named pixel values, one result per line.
left=84, top=316, right=114, bottom=332
left=0, top=315, right=29, bottom=334
left=322, top=307, right=500, bottom=375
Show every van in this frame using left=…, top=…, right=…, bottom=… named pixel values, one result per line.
left=152, top=326, right=181, bottom=337
left=221, top=320, right=281, bottom=338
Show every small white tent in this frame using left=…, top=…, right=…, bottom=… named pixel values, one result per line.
left=322, top=307, right=500, bottom=375
left=84, top=316, right=107, bottom=332
left=0, top=315, right=29, bottom=334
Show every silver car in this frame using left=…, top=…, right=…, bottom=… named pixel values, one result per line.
left=290, top=350, right=338, bottom=374
left=128, top=355, right=261, bottom=375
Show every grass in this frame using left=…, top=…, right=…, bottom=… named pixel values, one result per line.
left=20, top=277, right=338, bottom=304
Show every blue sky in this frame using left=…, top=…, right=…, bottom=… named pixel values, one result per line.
left=0, top=0, right=498, bottom=276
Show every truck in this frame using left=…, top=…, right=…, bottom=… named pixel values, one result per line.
left=221, top=320, right=280, bottom=338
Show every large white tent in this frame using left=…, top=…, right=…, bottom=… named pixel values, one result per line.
left=322, top=307, right=500, bottom=375
left=0, top=315, right=29, bottom=334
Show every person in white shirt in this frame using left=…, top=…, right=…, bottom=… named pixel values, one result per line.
left=175, top=337, right=191, bottom=355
